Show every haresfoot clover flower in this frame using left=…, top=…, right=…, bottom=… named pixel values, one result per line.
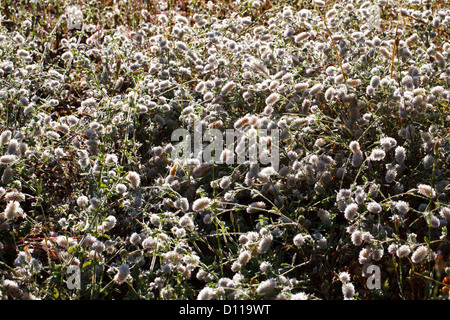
left=411, top=246, right=428, bottom=264
left=417, top=184, right=436, bottom=198
left=3, top=201, right=24, bottom=219
left=114, top=264, right=131, bottom=284
left=342, top=282, right=355, bottom=300
left=369, top=148, right=386, bottom=161
left=126, top=171, right=141, bottom=189
left=192, top=197, right=212, bottom=212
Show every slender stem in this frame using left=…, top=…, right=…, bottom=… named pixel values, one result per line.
left=390, top=23, right=399, bottom=79
left=316, top=6, right=346, bottom=82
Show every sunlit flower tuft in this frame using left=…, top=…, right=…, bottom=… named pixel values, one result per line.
left=126, top=171, right=141, bottom=189
left=192, top=197, right=211, bottom=212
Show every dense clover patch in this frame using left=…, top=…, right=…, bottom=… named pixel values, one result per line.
left=0, top=0, right=449, bottom=300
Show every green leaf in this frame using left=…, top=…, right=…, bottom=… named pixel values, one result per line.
left=53, top=288, right=59, bottom=299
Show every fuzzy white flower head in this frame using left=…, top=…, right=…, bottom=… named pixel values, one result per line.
left=411, top=246, right=428, bottom=264
left=238, top=250, right=251, bottom=265
left=440, top=207, right=450, bottom=220
left=231, top=261, right=241, bottom=272
left=1, top=167, right=13, bottom=184
left=142, top=236, right=157, bottom=250
left=342, top=282, right=355, bottom=300
left=176, top=198, right=189, bottom=212
left=358, top=248, right=371, bottom=265
left=0, top=130, right=12, bottom=145
left=260, top=261, right=271, bottom=274
left=3, top=200, right=24, bottom=219
left=417, top=184, right=436, bottom=198
left=80, top=234, right=97, bottom=248
left=367, top=202, right=382, bottom=214
left=313, top=0, right=326, bottom=7
left=346, top=79, right=362, bottom=87
left=388, top=243, right=398, bottom=255
left=66, top=6, right=83, bottom=30
left=293, top=234, right=305, bottom=246
left=395, top=201, right=409, bottom=214
left=351, top=150, right=364, bottom=167
left=55, top=235, right=71, bottom=248
left=314, top=138, right=326, bottom=148
left=370, top=75, right=380, bottom=88
left=310, top=83, right=324, bottom=95
left=179, top=214, right=194, bottom=228
left=258, top=166, right=277, bottom=182
left=192, top=197, right=211, bottom=212
left=129, top=233, right=141, bottom=246
left=344, top=203, right=358, bottom=221
left=126, top=171, right=141, bottom=189
left=265, top=92, right=280, bottom=106
left=220, top=81, right=236, bottom=96
left=380, top=136, right=397, bottom=151
left=290, top=292, right=309, bottom=300
left=349, top=141, right=360, bottom=152
left=2, top=279, right=20, bottom=296
left=263, top=105, right=273, bottom=116
left=395, top=146, right=406, bottom=163
left=183, top=254, right=200, bottom=270
left=115, top=183, right=127, bottom=195
left=351, top=230, right=363, bottom=246
left=0, top=155, right=17, bottom=165
left=369, top=148, right=386, bottom=161
left=219, top=176, right=232, bottom=190
left=431, top=86, right=445, bottom=96
left=396, top=245, right=411, bottom=258
left=386, top=166, right=398, bottom=182
left=100, top=215, right=116, bottom=232
left=61, top=51, right=73, bottom=62
left=197, top=286, right=216, bottom=300
left=114, top=264, right=131, bottom=284
left=76, top=195, right=89, bottom=207
left=247, top=201, right=266, bottom=213
left=105, top=154, right=118, bottom=166
left=257, top=234, right=273, bottom=254
left=339, top=271, right=351, bottom=283
left=256, top=279, right=277, bottom=296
